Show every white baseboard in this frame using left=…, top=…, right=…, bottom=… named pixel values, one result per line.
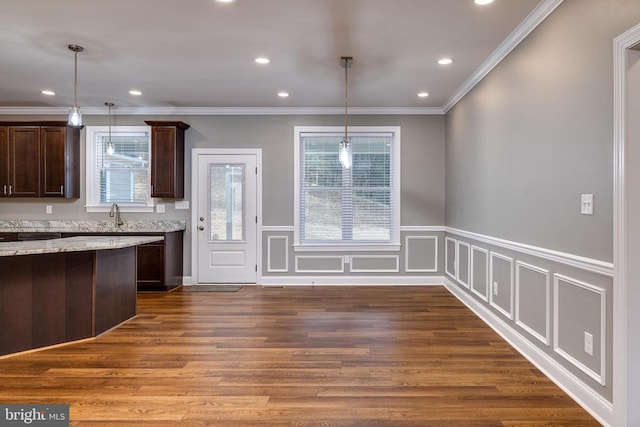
left=260, top=275, right=444, bottom=286
left=444, top=278, right=613, bottom=427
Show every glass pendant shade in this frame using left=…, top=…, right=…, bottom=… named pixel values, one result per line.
left=339, top=139, right=352, bottom=169
left=68, top=106, right=82, bottom=128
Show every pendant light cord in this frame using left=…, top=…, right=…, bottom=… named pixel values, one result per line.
left=344, top=58, right=348, bottom=142
left=73, top=50, right=78, bottom=108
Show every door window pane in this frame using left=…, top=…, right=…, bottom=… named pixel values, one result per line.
left=209, top=164, right=244, bottom=241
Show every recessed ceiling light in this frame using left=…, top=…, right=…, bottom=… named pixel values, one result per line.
left=278, top=92, right=289, bottom=98
left=474, top=0, right=494, bottom=5
left=438, top=58, right=453, bottom=65
left=215, top=0, right=236, bottom=3
left=418, top=92, right=429, bottom=98
left=41, top=90, right=55, bottom=96
left=129, top=90, right=142, bottom=96
left=255, top=57, right=270, bottom=65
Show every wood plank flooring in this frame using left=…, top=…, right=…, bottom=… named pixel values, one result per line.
left=0, top=286, right=601, bottom=426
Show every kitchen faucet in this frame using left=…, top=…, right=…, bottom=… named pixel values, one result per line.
left=109, top=203, right=124, bottom=228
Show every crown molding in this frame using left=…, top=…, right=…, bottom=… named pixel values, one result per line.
left=0, top=106, right=444, bottom=116
left=442, top=0, right=564, bottom=113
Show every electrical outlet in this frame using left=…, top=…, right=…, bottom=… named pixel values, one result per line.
left=493, top=281, right=499, bottom=296
left=45, top=205, right=53, bottom=214
left=584, top=331, right=594, bottom=356
left=175, top=200, right=190, bottom=210
left=156, top=204, right=165, bottom=213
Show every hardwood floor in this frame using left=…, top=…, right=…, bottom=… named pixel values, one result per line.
left=0, top=286, right=600, bottom=426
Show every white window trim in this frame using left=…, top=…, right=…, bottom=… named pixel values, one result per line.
left=293, top=125, right=401, bottom=252
left=85, top=125, right=155, bottom=213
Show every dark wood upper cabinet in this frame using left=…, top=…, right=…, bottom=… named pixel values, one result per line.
left=0, top=122, right=80, bottom=198
left=40, top=126, right=80, bottom=198
left=145, top=121, right=190, bottom=199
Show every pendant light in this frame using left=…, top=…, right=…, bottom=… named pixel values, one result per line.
left=339, top=56, right=353, bottom=169
left=105, top=102, right=115, bottom=155
left=67, top=44, right=84, bottom=128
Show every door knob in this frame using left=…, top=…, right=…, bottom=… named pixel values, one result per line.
left=198, top=226, right=204, bottom=231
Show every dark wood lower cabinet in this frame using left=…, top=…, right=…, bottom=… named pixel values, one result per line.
left=136, top=231, right=183, bottom=292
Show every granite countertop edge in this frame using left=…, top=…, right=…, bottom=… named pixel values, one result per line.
left=0, top=235, right=164, bottom=257
left=0, top=220, right=186, bottom=233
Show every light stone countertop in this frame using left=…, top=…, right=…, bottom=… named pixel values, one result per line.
left=0, top=235, right=164, bottom=257
left=0, top=220, right=186, bottom=233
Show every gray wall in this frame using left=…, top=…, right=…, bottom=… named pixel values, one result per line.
left=445, top=0, right=640, bottom=263
left=444, top=0, right=640, bottom=410
left=0, top=114, right=445, bottom=276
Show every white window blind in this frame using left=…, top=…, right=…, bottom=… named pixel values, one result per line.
left=299, top=131, right=397, bottom=245
left=86, top=126, right=152, bottom=210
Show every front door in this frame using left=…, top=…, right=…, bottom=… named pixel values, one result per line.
left=195, top=152, right=258, bottom=283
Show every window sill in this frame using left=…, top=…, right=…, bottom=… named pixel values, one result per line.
left=85, top=205, right=155, bottom=213
left=293, top=244, right=401, bottom=253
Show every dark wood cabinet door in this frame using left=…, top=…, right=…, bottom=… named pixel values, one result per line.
left=8, top=126, right=40, bottom=197
left=150, top=126, right=178, bottom=198
left=136, top=243, right=165, bottom=289
left=146, top=121, right=188, bottom=199
left=0, top=127, right=8, bottom=197
left=40, top=126, right=67, bottom=197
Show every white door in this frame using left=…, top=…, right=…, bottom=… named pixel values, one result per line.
left=195, top=153, right=258, bottom=283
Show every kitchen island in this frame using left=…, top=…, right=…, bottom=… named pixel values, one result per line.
left=0, top=235, right=162, bottom=357
left=0, top=220, right=186, bottom=291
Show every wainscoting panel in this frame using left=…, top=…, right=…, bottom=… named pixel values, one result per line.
left=350, top=255, right=399, bottom=273
left=295, top=256, right=344, bottom=273
left=456, top=241, right=471, bottom=289
left=471, top=246, right=489, bottom=301
left=490, top=252, right=514, bottom=320
left=267, top=235, right=289, bottom=273
left=445, top=237, right=456, bottom=279
left=405, top=236, right=438, bottom=272
left=515, top=261, right=550, bottom=345
left=554, top=274, right=606, bottom=386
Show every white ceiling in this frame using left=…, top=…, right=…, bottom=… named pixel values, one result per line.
left=0, top=0, right=548, bottom=112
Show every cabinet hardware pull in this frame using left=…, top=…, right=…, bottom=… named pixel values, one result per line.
left=8, top=185, right=12, bottom=196
left=2, top=185, right=6, bottom=195
left=198, top=226, right=204, bottom=231
left=60, top=185, right=64, bottom=195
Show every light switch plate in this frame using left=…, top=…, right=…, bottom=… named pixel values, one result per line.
left=156, top=204, right=165, bottom=213
left=175, top=200, right=190, bottom=210
left=581, top=194, right=594, bottom=215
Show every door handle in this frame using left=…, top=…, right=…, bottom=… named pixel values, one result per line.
left=198, top=226, right=205, bottom=231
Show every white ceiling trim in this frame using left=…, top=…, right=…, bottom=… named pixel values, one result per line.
left=0, top=106, right=445, bottom=116
left=443, top=0, right=564, bottom=113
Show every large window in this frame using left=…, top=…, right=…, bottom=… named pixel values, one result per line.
left=294, top=126, right=400, bottom=250
left=86, top=126, right=153, bottom=212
